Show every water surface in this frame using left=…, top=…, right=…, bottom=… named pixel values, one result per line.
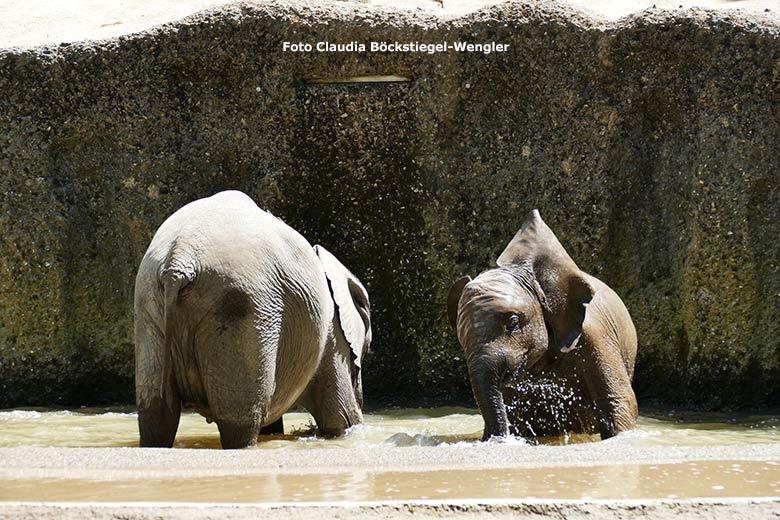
left=1, top=407, right=778, bottom=503
left=2, top=460, right=778, bottom=502
left=0, top=407, right=778, bottom=448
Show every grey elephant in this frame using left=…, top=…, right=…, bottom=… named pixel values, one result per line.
left=134, top=190, right=371, bottom=449
left=447, top=210, right=637, bottom=441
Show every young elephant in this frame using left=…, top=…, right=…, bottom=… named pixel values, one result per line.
left=134, top=191, right=371, bottom=448
left=447, top=210, right=637, bottom=441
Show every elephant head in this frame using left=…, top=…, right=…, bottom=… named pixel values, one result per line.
left=447, top=210, right=593, bottom=441
left=304, top=245, right=371, bottom=436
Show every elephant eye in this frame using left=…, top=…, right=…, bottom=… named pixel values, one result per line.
left=506, top=314, right=522, bottom=333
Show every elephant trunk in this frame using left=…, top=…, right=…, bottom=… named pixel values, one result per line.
left=468, top=354, right=509, bottom=441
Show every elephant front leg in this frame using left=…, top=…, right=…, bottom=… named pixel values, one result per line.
left=138, top=388, right=182, bottom=447
left=591, top=395, right=637, bottom=440
left=579, top=349, right=638, bottom=440
left=584, top=378, right=638, bottom=440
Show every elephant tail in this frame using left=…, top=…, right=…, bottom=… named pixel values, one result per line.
left=159, top=264, right=193, bottom=412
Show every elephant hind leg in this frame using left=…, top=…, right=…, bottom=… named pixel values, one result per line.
left=217, top=421, right=260, bottom=449
left=138, top=390, right=182, bottom=447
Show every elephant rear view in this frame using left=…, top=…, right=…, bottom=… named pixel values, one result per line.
left=134, top=190, right=371, bottom=449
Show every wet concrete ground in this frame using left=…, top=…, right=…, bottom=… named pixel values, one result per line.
left=1, top=444, right=779, bottom=502
left=2, top=499, right=780, bottom=519
left=0, top=409, right=778, bottom=520
left=2, top=443, right=780, bottom=478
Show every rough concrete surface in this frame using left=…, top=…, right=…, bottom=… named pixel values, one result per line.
left=1, top=443, right=779, bottom=477
left=2, top=499, right=780, bottom=520
left=0, top=0, right=779, bottom=407
left=0, top=444, right=778, bottom=516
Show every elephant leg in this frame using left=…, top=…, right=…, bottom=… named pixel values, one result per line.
left=217, top=421, right=260, bottom=449
left=135, top=297, right=182, bottom=448
left=138, top=389, right=182, bottom=447
left=259, top=417, right=284, bottom=435
left=580, top=347, right=638, bottom=439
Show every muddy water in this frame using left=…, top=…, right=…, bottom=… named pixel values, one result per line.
left=1, top=407, right=779, bottom=502
left=0, top=407, right=778, bottom=448
left=2, top=460, right=779, bottom=502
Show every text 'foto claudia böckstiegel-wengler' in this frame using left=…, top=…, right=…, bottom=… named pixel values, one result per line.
left=282, top=40, right=510, bottom=54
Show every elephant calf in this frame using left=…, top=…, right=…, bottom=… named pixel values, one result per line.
left=448, top=210, right=637, bottom=441
left=134, top=190, right=371, bottom=448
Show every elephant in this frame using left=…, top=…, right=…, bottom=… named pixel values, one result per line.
left=447, top=210, right=637, bottom=442
left=134, top=190, right=371, bottom=449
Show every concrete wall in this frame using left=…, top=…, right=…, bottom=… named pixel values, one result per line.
left=0, top=1, right=778, bottom=407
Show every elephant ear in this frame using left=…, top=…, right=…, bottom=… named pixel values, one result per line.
left=314, top=245, right=371, bottom=368
left=496, top=209, right=594, bottom=353
left=447, top=275, right=472, bottom=331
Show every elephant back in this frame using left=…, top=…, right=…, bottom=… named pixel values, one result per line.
left=139, top=190, right=334, bottom=423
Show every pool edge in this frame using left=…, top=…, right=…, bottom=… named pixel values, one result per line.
left=1, top=498, right=779, bottom=519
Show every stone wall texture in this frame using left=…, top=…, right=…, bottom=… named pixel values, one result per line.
left=1, top=0, right=779, bottom=408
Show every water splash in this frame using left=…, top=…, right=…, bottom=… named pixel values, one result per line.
left=0, top=410, right=43, bottom=420
left=503, top=376, right=589, bottom=443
